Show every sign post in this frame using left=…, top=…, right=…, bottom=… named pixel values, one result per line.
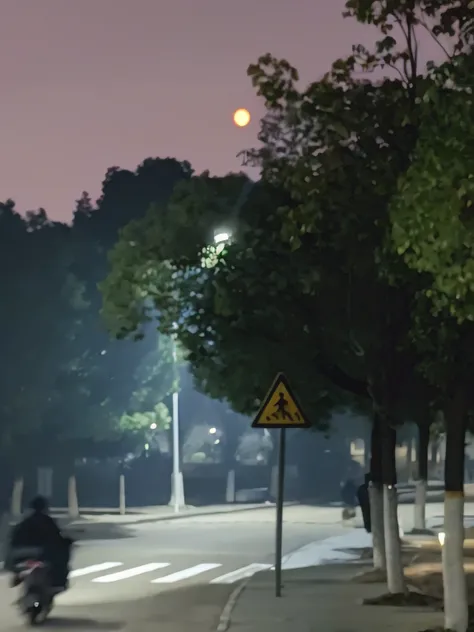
left=251, top=373, right=310, bottom=598
left=275, top=427, right=286, bottom=597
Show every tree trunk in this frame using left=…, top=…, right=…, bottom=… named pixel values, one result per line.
left=381, top=421, right=406, bottom=594
left=414, top=422, right=430, bottom=531
left=443, top=389, right=468, bottom=632
left=370, top=415, right=386, bottom=570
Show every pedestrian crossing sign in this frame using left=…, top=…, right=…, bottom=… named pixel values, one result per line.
left=251, top=373, right=310, bottom=429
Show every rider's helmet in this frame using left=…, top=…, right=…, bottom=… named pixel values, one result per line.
left=29, top=495, right=49, bottom=514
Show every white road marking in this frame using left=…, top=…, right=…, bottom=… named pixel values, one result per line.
left=151, top=563, right=222, bottom=584
left=210, top=563, right=272, bottom=584
left=93, top=563, right=170, bottom=583
left=70, top=562, right=123, bottom=578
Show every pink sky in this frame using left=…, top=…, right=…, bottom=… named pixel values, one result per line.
left=0, top=0, right=437, bottom=221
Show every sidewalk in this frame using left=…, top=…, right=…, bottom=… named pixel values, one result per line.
left=225, top=563, right=443, bottom=632
left=51, top=502, right=288, bottom=527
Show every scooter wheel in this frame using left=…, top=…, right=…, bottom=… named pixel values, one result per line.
left=27, top=607, right=40, bottom=625
left=27, top=602, right=48, bottom=626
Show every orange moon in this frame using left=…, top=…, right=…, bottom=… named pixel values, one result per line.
left=233, top=108, right=251, bottom=127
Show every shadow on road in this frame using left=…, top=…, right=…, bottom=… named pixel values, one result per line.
left=64, top=524, right=135, bottom=541
left=44, top=617, right=121, bottom=630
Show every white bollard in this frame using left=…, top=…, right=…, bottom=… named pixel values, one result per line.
left=67, top=475, right=79, bottom=519
left=119, top=474, right=126, bottom=515
left=225, top=470, right=236, bottom=503
left=11, top=477, right=24, bottom=519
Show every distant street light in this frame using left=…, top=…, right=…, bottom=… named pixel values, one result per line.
left=214, top=231, right=230, bottom=245
left=169, top=230, right=232, bottom=513
left=150, top=422, right=157, bottom=430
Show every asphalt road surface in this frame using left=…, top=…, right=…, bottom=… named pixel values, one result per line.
left=0, top=506, right=345, bottom=632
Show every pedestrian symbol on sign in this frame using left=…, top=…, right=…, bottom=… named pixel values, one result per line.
left=252, top=373, right=310, bottom=429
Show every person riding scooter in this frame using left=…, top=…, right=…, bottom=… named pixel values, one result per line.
left=6, top=495, right=72, bottom=591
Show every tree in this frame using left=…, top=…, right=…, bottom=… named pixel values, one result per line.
left=243, top=63, right=419, bottom=596
left=0, top=202, right=82, bottom=461
left=241, top=0, right=474, bottom=604
left=101, top=172, right=375, bottom=512
left=0, top=159, right=192, bottom=474
left=56, top=158, right=193, bottom=459
left=390, top=52, right=474, bottom=632
left=100, top=173, right=364, bottom=419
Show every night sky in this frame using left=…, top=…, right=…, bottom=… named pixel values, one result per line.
left=1, top=0, right=432, bottom=221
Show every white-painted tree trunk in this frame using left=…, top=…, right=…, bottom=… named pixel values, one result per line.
left=383, top=485, right=406, bottom=593
left=11, top=477, right=24, bottom=518
left=119, top=474, right=126, bottom=515
left=369, top=484, right=385, bottom=569
left=443, top=493, right=468, bottom=632
left=68, top=475, right=79, bottom=519
left=225, top=469, right=236, bottom=503
left=414, top=479, right=427, bottom=531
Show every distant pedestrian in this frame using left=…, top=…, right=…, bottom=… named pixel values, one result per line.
left=357, top=473, right=371, bottom=533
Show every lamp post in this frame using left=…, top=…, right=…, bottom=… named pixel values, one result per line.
left=168, top=229, right=232, bottom=513
left=169, top=328, right=185, bottom=513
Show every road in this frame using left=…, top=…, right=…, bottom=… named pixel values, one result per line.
left=0, top=505, right=346, bottom=632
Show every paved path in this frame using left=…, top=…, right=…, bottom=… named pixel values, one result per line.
left=229, top=563, right=443, bottom=632
left=0, top=505, right=343, bottom=631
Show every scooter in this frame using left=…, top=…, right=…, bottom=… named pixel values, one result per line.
left=14, top=537, right=74, bottom=625
left=16, top=559, right=54, bottom=625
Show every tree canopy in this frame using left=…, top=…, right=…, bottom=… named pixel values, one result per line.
left=0, top=158, right=196, bottom=467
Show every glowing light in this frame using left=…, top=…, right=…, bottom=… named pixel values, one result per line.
left=209, top=427, right=217, bottom=435
left=438, top=531, right=446, bottom=546
left=233, top=108, right=251, bottom=127
left=150, top=423, right=157, bottom=430
left=214, top=232, right=230, bottom=244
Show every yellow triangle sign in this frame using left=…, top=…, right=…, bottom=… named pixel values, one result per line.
left=252, top=373, right=310, bottom=429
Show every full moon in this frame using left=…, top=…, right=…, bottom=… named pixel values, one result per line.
left=233, top=108, right=251, bottom=127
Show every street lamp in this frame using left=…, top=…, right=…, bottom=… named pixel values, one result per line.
left=168, top=230, right=232, bottom=513
left=169, top=326, right=185, bottom=513
left=214, top=232, right=230, bottom=245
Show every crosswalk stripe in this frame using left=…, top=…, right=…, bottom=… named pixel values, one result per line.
left=210, top=563, right=272, bottom=584
left=151, top=563, right=222, bottom=584
left=93, top=563, right=170, bottom=583
left=70, top=562, right=123, bottom=578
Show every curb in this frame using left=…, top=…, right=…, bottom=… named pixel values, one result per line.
left=216, top=576, right=252, bottom=632
left=61, top=502, right=298, bottom=530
